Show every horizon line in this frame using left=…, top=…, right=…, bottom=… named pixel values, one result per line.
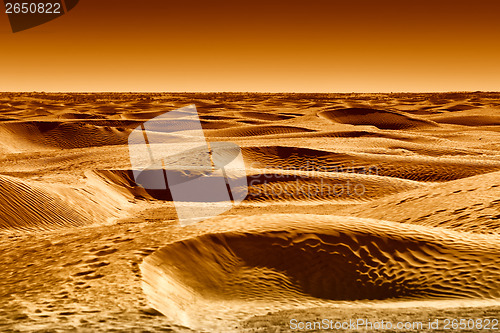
left=1, top=90, right=499, bottom=94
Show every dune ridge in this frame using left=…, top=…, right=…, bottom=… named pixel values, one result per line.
left=0, top=171, right=131, bottom=232
left=244, top=170, right=424, bottom=203
left=433, top=115, right=500, bottom=126
left=205, top=125, right=315, bottom=137
left=0, top=175, right=92, bottom=232
left=318, top=108, right=438, bottom=130
left=242, top=146, right=500, bottom=182
left=0, top=121, right=133, bottom=151
left=344, top=170, right=500, bottom=234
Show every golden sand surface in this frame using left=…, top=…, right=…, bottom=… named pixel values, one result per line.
left=0, top=92, right=499, bottom=332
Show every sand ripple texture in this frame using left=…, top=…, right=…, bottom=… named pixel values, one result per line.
left=141, top=214, right=500, bottom=330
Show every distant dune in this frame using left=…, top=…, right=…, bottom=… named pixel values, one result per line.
left=243, top=146, right=500, bottom=182
left=0, top=120, right=134, bottom=151
left=318, top=107, right=438, bottom=130
left=205, top=125, right=315, bottom=137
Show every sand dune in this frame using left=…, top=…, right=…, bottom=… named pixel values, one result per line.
left=433, top=115, right=500, bottom=126
left=423, top=107, right=500, bottom=130
left=239, top=111, right=296, bottom=121
left=89, top=169, right=151, bottom=199
left=318, top=107, right=438, bottom=130
left=344, top=170, right=500, bottom=234
left=242, top=146, right=500, bottom=182
left=0, top=121, right=133, bottom=151
left=57, top=112, right=106, bottom=120
left=141, top=214, right=500, bottom=329
left=0, top=175, right=92, bottom=231
left=0, top=169, right=132, bottom=233
left=122, top=110, right=174, bottom=120
left=205, top=125, right=315, bottom=137
left=244, top=170, right=424, bottom=203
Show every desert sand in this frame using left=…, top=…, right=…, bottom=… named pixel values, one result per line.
left=0, top=92, right=499, bottom=332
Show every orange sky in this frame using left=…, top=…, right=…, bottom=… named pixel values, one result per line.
left=1, top=0, right=499, bottom=92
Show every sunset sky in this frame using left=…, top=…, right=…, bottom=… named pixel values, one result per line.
left=1, top=0, right=499, bottom=92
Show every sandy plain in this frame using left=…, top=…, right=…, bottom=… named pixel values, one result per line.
left=0, top=92, right=499, bottom=332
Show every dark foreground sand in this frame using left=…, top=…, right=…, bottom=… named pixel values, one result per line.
left=0, top=92, right=499, bottom=332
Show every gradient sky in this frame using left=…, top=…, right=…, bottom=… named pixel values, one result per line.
left=1, top=0, right=499, bottom=92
